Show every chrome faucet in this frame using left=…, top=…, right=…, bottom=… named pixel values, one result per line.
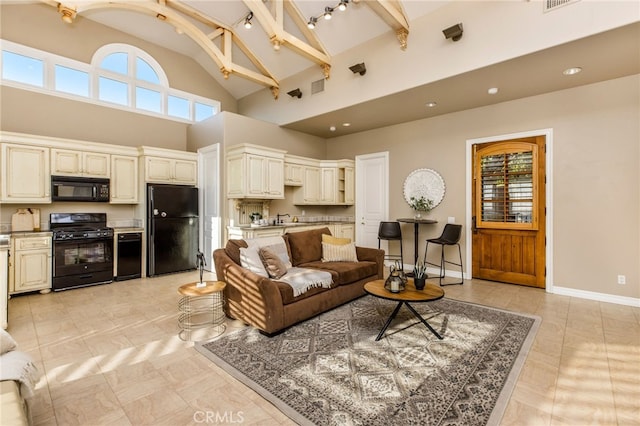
left=276, top=213, right=290, bottom=224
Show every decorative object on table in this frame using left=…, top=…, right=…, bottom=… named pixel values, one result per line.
left=196, top=296, right=540, bottom=426
left=384, top=261, right=406, bottom=293
left=413, top=260, right=427, bottom=290
left=409, top=195, right=434, bottom=219
left=403, top=168, right=446, bottom=217
left=196, top=250, right=206, bottom=285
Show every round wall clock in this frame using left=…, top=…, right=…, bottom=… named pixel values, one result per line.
left=403, top=168, right=446, bottom=208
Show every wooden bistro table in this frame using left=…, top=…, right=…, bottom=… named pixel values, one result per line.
left=177, top=281, right=226, bottom=341
left=364, top=278, right=445, bottom=341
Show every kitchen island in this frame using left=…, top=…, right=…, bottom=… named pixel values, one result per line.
left=227, top=221, right=355, bottom=241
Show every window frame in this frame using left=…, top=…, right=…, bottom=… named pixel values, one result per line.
left=474, top=141, right=539, bottom=231
left=0, top=39, right=219, bottom=123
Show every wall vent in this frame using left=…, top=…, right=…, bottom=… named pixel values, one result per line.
left=544, top=0, right=580, bottom=13
left=311, top=79, right=325, bottom=94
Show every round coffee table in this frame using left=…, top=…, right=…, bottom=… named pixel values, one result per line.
left=364, top=279, right=445, bottom=341
left=178, top=281, right=226, bottom=341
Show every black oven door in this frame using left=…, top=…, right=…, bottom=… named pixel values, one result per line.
left=52, top=237, right=114, bottom=291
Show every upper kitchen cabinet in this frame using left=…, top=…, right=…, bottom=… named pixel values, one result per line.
left=226, top=144, right=285, bottom=199
left=140, top=146, right=198, bottom=185
left=110, top=155, right=139, bottom=204
left=51, top=149, right=110, bottom=178
left=292, top=159, right=355, bottom=206
left=0, top=142, right=51, bottom=203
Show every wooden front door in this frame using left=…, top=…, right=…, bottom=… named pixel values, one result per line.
left=471, top=136, right=546, bottom=288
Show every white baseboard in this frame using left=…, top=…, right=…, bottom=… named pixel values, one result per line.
left=552, top=286, right=640, bottom=307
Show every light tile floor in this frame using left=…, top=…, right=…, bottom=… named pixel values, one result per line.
left=6, top=271, right=640, bottom=425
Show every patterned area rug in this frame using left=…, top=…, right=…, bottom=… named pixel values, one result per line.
left=195, top=296, right=540, bottom=426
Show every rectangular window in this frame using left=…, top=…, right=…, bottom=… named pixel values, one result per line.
left=55, top=65, right=89, bottom=97
left=195, top=102, right=215, bottom=121
left=1, top=50, right=44, bottom=87
left=135, top=86, right=161, bottom=113
left=98, top=76, right=128, bottom=105
left=168, top=95, right=190, bottom=120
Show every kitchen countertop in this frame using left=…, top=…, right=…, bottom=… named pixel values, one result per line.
left=112, top=227, right=144, bottom=233
left=229, top=221, right=354, bottom=230
left=6, top=230, right=52, bottom=237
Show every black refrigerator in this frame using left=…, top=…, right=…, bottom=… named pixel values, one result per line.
left=147, top=184, right=199, bottom=277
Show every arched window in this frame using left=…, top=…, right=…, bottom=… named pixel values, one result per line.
left=0, top=40, right=219, bottom=122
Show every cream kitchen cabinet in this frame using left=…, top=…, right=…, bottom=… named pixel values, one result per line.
left=0, top=143, right=51, bottom=203
left=9, top=233, right=52, bottom=295
left=340, top=167, right=355, bottom=204
left=284, top=162, right=304, bottom=186
left=228, top=226, right=284, bottom=240
left=51, top=148, right=110, bottom=178
left=320, top=167, right=337, bottom=204
left=293, top=160, right=354, bottom=206
left=226, top=144, right=285, bottom=199
left=333, top=223, right=355, bottom=241
left=144, top=156, right=197, bottom=185
left=110, top=155, right=139, bottom=203
left=293, top=166, right=321, bottom=204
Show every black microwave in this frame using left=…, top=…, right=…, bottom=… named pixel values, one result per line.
left=51, top=176, right=110, bottom=202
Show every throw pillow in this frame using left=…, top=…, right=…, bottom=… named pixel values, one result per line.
left=1, top=329, right=17, bottom=355
left=322, top=242, right=358, bottom=262
left=259, top=247, right=288, bottom=279
left=239, top=247, right=269, bottom=277
left=246, top=236, right=292, bottom=269
left=321, top=234, right=351, bottom=245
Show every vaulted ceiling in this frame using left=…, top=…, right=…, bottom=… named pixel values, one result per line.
left=46, top=0, right=445, bottom=99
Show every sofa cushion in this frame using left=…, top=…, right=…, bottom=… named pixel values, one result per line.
left=225, top=239, right=248, bottom=265
left=322, top=242, right=358, bottom=262
left=239, top=247, right=268, bottom=277
left=274, top=280, right=336, bottom=305
left=287, top=227, right=331, bottom=266
left=321, top=234, right=351, bottom=245
left=246, top=236, right=292, bottom=268
left=259, top=247, right=287, bottom=279
left=298, top=260, right=378, bottom=286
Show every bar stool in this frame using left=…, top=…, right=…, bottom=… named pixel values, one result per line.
left=378, top=221, right=403, bottom=267
left=423, top=224, right=464, bottom=286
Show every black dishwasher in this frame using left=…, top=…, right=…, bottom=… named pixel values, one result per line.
left=115, top=232, right=142, bottom=281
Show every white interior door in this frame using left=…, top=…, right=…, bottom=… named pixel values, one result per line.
left=198, top=144, right=221, bottom=271
left=355, top=152, right=389, bottom=248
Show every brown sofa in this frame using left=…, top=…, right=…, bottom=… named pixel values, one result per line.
left=213, top=227, right=384, bottom=335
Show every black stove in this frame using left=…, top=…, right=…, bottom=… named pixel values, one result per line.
left=50, top=213, right=113, bottom=240
left=50, top=213, right=114, bottom=291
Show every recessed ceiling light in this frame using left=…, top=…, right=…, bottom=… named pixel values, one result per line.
left=487, top=87, right=499, bottom=95
left=342, top=123, right=351, bottom=127
left=426, top=102, right=437, bottom=108
left=563, top=67, right=582, bottom=76
left=329, top=126, right=336, bottom=132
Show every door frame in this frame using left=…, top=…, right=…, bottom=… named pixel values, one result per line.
left=355, top=151, right=389, bottom=247
left=465, top=128, right=554, bottom=292
left=198, top=143, right=221, bottom=271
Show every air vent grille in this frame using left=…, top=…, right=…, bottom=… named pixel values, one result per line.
left=544, top=0, right=580, bottom=12
left=311, top=79, right=325, bottom=94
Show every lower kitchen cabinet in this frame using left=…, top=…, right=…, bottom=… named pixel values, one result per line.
left=9, top=233, right=52, bottom=295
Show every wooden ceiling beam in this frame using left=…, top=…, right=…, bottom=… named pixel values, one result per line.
left=364, top=0, right=410, bottom=50
left=51, top=1, right=280, bottom=96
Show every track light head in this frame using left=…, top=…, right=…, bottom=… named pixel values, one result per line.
left=349, top=62, right=366, bottom=76
left=287, top=88, right=302, bottom=99
left=307, top=16, right=317, bottom=29
left=324, top=7, right=333, bottom=20
left=244, top=11, right=253, bottom=29
left=443, top=23, right=463, bottom=41
left=338, top=0, right=348, bottom=11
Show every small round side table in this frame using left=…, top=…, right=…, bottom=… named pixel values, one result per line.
left=177, top=280, right=226, bottom=341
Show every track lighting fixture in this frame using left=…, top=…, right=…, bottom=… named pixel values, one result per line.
left=287, top=88, right=302, bottom=99
left=307, top=16, right=318, bottom=29
left=443, top=23, right=463, bottom=42
left=307, top=0, right=349, bottom=29
left=244, top=11, right=253, bottom=29
left=349, top=62, right=366, bottom=76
